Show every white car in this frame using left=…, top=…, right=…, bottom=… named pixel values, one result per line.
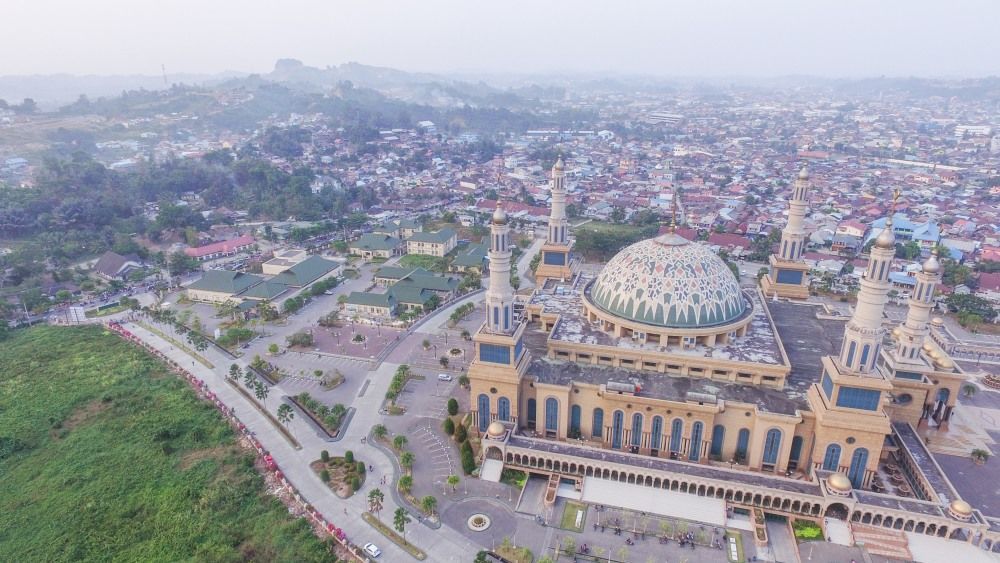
left=437, top=373, right=453, bottom=381
left=363, top=542, right=381, bottom=558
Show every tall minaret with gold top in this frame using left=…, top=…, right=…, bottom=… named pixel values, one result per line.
left=535, top=157, right=575, bottom=285
left=761, top=167, right=813, bottom=299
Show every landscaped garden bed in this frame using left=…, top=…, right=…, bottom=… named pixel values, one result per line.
left=291, top=392, right=347, bottom=437
left=361, top=512, right=426, bottom=560
left=312, top=449, right=366, bottom=498
left=792, top=519, right=824, bottom=541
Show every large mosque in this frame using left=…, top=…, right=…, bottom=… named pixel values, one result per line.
left=466, top=159, right=1000, bottom=552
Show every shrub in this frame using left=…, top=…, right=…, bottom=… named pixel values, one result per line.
left=320, top=450, right=330, bottom=462
left=460, top=441, right=476, bottom=475
left=286, top=331, right=314, bottom=348
left=345, top=450, right=354, bottom=464
left=320, top=470, right=330, bottom=482
left=454, top=424, right=468, bottom=444
left=357, top=461, right=366, bottom=474
left=447, top=398, right=459, bottom=416
left=443, top=418, right=455, bottom=435
left=352, top=476, right=361, bottom=491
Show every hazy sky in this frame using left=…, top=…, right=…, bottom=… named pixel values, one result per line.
left=4, top=0, right=999, bottom=77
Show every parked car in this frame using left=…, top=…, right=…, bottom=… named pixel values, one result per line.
left=437, top=373, right=453, bottom=381
left=363, top=542, right=381, bottom=558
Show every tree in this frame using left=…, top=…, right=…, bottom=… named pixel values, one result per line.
left=254, top=381, right=269, bottom=406
left=442, top=417, right=455, bottom=435
left=393, top=435, right=408, bottom=451
left=447, top=398, right=459, bottom=416
left=268, top=343, right=279, bottom=355
left=286, top=331, right=314, bottom=348
left=372, top=424, right=388, bottom=440
left=439, top=356, right=450, bottom=368
left=393, top=507, right=411, bottom=543
left=400, top=451, right=415, bottom=473
left=562, top=536, right=576, bottom=556
left=458, top=374, right=470, bottom=388
left=963, top=384, right=977, bottom=399
left=368, top=488, right=385, bottom=520
left=277, top=403, right=295, bottom=431
left=321, top=450, right=330, bottom=463
left=320, top=469, right=330, bottom=482
left=228, top=363, right=240, bottom=381
left=167, top=251, right=199, bottom=276
left=454, top=424, right=468, bottom=444
left=461, top=441, right=476, bottom=474
left=421, top=495, right=437, bottom=516
left=345, top=450, right=354, bottom=464
left=422, top=339, right=431, bottom=350
left=447, top=474, right=460, bottom=492
left=398, top=475, right=413, bottom=494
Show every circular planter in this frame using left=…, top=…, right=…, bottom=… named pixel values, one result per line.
left=467, top=513, right=492, bottom=532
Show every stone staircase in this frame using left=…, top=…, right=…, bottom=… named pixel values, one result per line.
left=851, top=523, right=912, bottom=561
left=543, top=472, right=560, bottom=507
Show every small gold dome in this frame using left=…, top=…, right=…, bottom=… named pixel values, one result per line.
left=798, top=166, right=809, bottom=180
left=828, top=472, right=852, bottom=493
left=874, top=225, right=896, bottom=250
left=553, top=155, right=564, bottom=171
left=892, top=327, right=902, bottom=337
left=922, top=251, right=941, bottom=274
left=922, top=342, right=934, bottom=352
left=931, top=317, right=944, bottom=327
left=935, top=357, right=954, bottom=370
left=492, top=203, right=508, bottom=225
left=950, top=499, right=972, bottom=515
left=929, top=350, right=942, bottom=360
left=487, top=421, right=506, bottom=438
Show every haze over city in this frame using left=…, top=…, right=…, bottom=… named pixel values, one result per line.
left=4, top=0, right=1000, bottom=77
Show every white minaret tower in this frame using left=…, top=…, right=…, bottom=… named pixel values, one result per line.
left=778, top=167, right=810, bottom=261
left=548, top=156, right=568, bottom=245
left=839, top=191, right=899, bottom=374
left=761, top=166, right=812, bottom=299
left=894, top=249, right=942, bottom=363
left=485, top=202, right=515, bottom=334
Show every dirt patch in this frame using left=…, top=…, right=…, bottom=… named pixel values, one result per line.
left=178, top=445, right=234, bottom=470
left=60, top=399, right=111, bottom=432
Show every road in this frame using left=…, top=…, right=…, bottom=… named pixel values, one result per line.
left=516, top=235, right=545, bottom=290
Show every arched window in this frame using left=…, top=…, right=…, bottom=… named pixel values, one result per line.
left=544, top=398, right=559, bottom=433
left=848, top=448, right=869, bottom=489
left=631, top=413, right=643, bottom=448
left=669, top=419, right=683, bottom=454
left=736, top=428, right=750, bottom=461
left=846, top=341, right=858, bottom=368
left=689, top=422, right=704, bottom=461
left=570, top=405, right=582, bottom=436
left=937, top=388, right=950, bottom=403
left=592, top=408, right=604, bottom=439
left=822, top=443, right=842, bottom=471
left=860, top=344, right=871, bottom=368
left=650, top=416, right=664, bottom=451
left=526, top=398, right=536, bottom=427
left=497, top=397, right=510, bottom=422
left=477, top=394, right=490, bottom=432
left=762, top=428, right=782, bottom=465
left=710, top=424, right=726, bottom=457
left=611, top=410, right=624, bottom=449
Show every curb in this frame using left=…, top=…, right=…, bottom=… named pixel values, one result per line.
left=368, top=432, right=442, bottom=530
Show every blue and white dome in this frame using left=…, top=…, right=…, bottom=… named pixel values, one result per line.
left=588, top=233, right=749, bottom=328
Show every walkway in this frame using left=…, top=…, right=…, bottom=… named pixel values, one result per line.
left=122, top=320, right=481, bottom=562
left=581, top=477, right=727, bottom=526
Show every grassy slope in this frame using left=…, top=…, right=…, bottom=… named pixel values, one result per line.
left=0, top=326, right=333, bottom=562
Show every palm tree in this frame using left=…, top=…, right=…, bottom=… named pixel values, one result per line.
left=368, top=488, right=385, bottom=520
left=421, top=495, right=437, bottom=516
left=372, top=424, right=388, bottom=440
left=277, top=403, right=294, bottom=434
left=972, top=448, right=990, bottom=465
left=447, top=474, right=460, bottom=493
left=393, top=435, right=408, bottom=451
left=228, top=363, right=240, bottom=381
left=243, top=369, right=256, bottom=389
left=254, top=381, right=269, bottom=406
left=400, top=451, right=415, bottom=473
left=963, top=384, right=978, bottom=399
left=393, top=508, right=411, bottom=543
left=398, top=475, right=413, bottom=494
left=439, top=356, right=449, bottom=368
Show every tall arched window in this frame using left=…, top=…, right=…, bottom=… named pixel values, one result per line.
left=631, top=413, right=643, bottom=448
left=789, top=436, right=803, bottom=468
left=497, top=397, right=510, bottom=422
left=526, top=398, right=536, bottom=427
left=860, top=344, right=871, bottom=368
left=592, top=408, right=604, bottom=439
left=762, top=428, right=782, bottom=465
left=736, top=428, right=750, bottom=461
left=669, top=419, right=683, bottom=454
left=544, top=398, right=559, bottom=433
left=710, top=425, right=726, bottom=457
left=570, top=405, right=582, bottom=437
left=848, top=448, right=869, bottom=488
left=822, top=443, right=842, bottom=471
left=611, top=410, right=624, bottom=449
left=477, top=394, right=490, bottom=432
left=846, top=341, right=858, bottom=368
left=689, top=421, right=704, bottom=461
left=650, top=416, right=664, bottom=451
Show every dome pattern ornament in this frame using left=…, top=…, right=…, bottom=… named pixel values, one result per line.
left=589, top=234, right=749, bottom=329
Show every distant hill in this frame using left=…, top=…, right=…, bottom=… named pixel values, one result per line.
left=0, top=72, right=242, bottom=109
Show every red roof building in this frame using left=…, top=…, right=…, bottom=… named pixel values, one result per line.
left=184, top=235, right=256, bottom=261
